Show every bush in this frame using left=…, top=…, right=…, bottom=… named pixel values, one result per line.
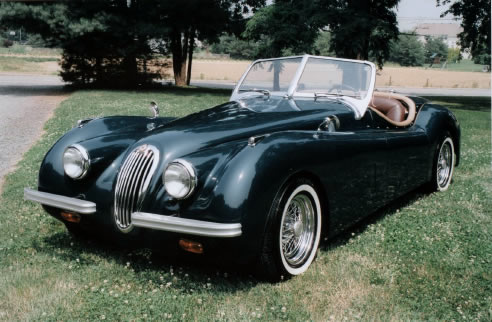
left=424, top=36, right=448, bottom=63
left=389, top=33, right=425, bottom=66
left=1, top=37, right=13, bottom=47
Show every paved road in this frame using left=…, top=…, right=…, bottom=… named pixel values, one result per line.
left=0, top=74, right=68, bottom=192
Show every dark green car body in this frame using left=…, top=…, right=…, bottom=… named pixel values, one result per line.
left=32, top=94, right=460, bottom=261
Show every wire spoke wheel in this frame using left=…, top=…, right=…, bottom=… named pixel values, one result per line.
left=437, top=143, right=451, bottom=187
left=260, top=179, right=322, bottom=280
left=280, top=193, right=316, bottom=267
left=435, top=137, right=455, bottom=191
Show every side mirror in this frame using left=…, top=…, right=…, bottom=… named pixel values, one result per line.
left=149, top=101, right=159, bottom=119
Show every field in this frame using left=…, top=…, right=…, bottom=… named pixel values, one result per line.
left=0, top=89, right=490, bottom=320
left=0, top=56, right=59, bottom=74
left=173, top=60, right=492, bottom=89
left=0, top=46, right=490, bottom=88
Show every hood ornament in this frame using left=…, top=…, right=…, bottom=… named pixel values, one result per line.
left=149, top=101, right=159, bottom=119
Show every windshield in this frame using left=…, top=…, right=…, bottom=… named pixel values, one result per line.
left=296, top=57, right=372, bottom=99
left=238, top=57, right=302, bottom=93
left=231, top=55, right=376, bottom=119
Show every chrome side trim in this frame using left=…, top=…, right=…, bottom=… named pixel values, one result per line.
left=24, top=188, right=96, bottom=214
left=131, top=212, right=242, bottom=238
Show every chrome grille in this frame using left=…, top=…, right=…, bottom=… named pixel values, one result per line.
left=114, top=144, right=159, bottom=232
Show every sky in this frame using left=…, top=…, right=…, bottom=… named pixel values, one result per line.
left=396, top=0, right=458, bottom=31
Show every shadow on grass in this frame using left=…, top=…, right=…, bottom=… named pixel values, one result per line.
left=34, top=185, right=431, bottom=289
left=39, top=226, right=261, bottom=290
left=321, top=186, right=428, bottom=251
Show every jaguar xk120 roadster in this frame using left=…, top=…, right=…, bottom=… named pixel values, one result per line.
left=25, top=55, right=460, bottom=279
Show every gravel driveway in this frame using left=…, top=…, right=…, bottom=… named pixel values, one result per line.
left=0, top=74, right=68, bottom=192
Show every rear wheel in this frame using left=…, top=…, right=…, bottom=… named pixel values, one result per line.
left=259, top=178, right=322, bottom=281
left=429, top=135, right=455, bottom=192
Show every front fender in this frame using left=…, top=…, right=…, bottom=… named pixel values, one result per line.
left=205, top=131, right=336, bottom=255
left=38, top=116, right=176, bottom=194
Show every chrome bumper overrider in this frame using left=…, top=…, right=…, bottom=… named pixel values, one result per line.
left=131, top=212, right=242, bottom=238
left=24, top=188, right=96, bottom=214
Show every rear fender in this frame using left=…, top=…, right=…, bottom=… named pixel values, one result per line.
left=414, top=104, right=461, bottom=167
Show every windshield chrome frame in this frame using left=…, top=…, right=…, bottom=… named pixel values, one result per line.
left=230, top=54, right=376, bottom=119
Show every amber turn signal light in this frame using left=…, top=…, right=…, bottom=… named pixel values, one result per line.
left=60, top=211, right=81, bottom=223
left=179, top=239, right=204, bottom=254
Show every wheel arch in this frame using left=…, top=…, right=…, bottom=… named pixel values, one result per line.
left=282, top=170, right=330, bottom=237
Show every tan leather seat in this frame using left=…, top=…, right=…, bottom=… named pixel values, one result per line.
left=369, top=96, right=406, bottom=122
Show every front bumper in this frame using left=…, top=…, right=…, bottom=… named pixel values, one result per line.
left=132, top=212, right=242, bottom=237
left=24, top=188, right=97, bottom=214
left=24, top=188, right=242, bottom=238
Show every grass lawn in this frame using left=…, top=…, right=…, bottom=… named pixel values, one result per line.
left=0, top=56, right=59, bottom=74
left=441, top=59, right=489, bottom=73
left=0, top=45, right=61, bottom=57
left=0, top=89, right=490, bottom=320
left=386, top=59, right=488, bottom=73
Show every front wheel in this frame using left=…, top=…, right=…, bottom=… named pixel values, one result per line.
left=259, top=178, right=322, bottom=281
left=429, top=135, right=455, bottom=191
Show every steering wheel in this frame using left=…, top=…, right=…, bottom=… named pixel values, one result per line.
left=328, top=84, right=358, bottom=96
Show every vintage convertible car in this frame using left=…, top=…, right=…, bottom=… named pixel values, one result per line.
left=25, top=55, right=460, bottom=279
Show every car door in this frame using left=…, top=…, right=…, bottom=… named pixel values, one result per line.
left=382, top=127, right=430, bottom=198
left=317, top=129, right=390, bottom=232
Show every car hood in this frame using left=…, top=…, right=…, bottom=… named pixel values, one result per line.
left=135, top=96, right=348, bottom=160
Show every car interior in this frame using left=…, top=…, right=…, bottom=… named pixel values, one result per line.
left=368, top=92, right=416, bottom=127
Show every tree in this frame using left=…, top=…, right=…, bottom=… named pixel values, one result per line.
left=0, top=0, right=266, bottom=87
left=313, top=31, right=335, bottom=57
left=210, top=34, right=260, bottom=60
left=243, top=0, right=321, bottom=58
left=0, top=0, right=162, bottom=87
left=158, top=0, right=265, bottom=86
left=389, top=33, right=425, bottom=66
left=447, top=47, right=462, bottom=63
left=314, top=0, right=400, bottom=68
left=424, top=36, right=449, bottom=63
left=437, top=0, right=491, bottom=70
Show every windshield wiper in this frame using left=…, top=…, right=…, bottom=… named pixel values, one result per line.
left=238, top=88, right=271, bottom=98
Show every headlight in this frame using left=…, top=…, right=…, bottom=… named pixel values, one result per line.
left=63, top=144, right=90, bottom=179
left=163, top=159, right=197, bottom=199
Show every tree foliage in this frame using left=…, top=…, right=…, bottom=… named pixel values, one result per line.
left=0, top=0, right=266, bottom=87
left=313, top=31, right=335, bottom=57
left=0, top=0, right=162, bottom=87
left=244, top=0, right=400, bottom=68
left=157, top=0, right=264, bottom=85
left=314, top=0, right=400, bottom=68
left=243, top=0, right=321, bottom=58
left=210, top=34, right=260, bottom=60
left=437, top=0, right=491, bottom=69
left=424, top=36, right=449, bottom=62
left=389, top=33, right=425, bottom=66
left=447, top=47, right=462, bottom=63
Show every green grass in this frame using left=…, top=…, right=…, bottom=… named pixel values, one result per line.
left=386, top=59, right=489, bottom=73
left=0, top=89, right=490, bottom=320
left=442, top=59, right=489, bottom=73
left=0, top=44, right=61, bottom=56
left=0, top=56, right=59, bottom=73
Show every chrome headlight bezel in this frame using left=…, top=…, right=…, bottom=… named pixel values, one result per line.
left=163, top=159, right=197, bottom=200
left=63, top=144, right=90, bottom=180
